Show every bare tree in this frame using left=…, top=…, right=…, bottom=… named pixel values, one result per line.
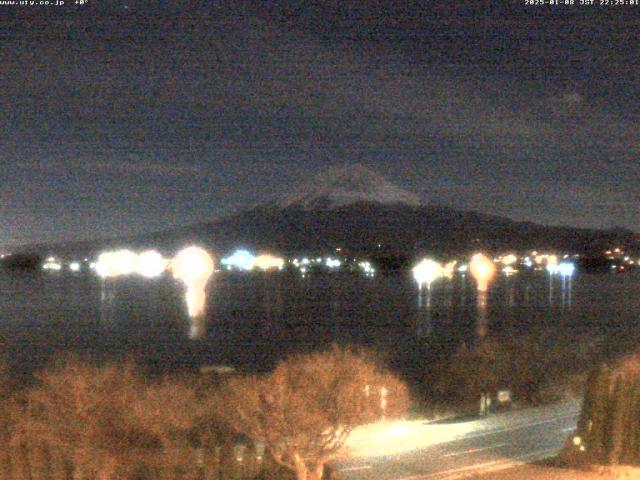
left=129, top=376, right=205, bottom=478
left=20, top=358, right=203, bottom=480
left=213, top=346, right=409, bottom=480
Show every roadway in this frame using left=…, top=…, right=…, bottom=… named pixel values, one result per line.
left=334, top=400, right=581, bottom=480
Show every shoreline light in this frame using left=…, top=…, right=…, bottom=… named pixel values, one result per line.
left=95, top=249, right=138, bottom=278
left=558, top=262, right=576, bottom=277
left=469, top=253, right=496, bottom=292
left=501, top=254, right=517, bottom=266
left=412, top=258, right=443, bottom=290
left=502, top=265, right=518, bottom=276
left=254, top=254, right=285, bottom=271
left=171, top=246, right=215, bottom=318
left=359, top=261, right=375, bottom=276
left=43, top=261, right=62, bottom=271
left=221, top=249, right=256, bottom=271
left=136, top=250, right=167, bottom=279
left=547, top=261, right=575, bottom=277
left=546, top=263, right=560, bottom=275
left=325, top=257, right=341, bottom=269
left=443, top=260, right=457, bottom=279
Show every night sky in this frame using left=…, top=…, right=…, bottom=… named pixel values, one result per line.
left=2, top=1, right=639, bottom=246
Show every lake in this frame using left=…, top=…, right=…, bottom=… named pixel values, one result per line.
left=1, top=268, right=639, bottom=379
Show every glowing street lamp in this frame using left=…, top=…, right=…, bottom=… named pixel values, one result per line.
left=501, top=254, right=517, bottom=266
left=221, top=249, right=256, bottom=271
left=43, top=257, right=62, bottom=271
left=558, top=262, right=575, bottom=277
left=558, top=261, right=575, bottom=308
left=546, top=263, right=560, bottom=275
left=502, top=265, right=518, bottom=276
left=95, top=249, right=138, bottom=278
left=412, top=259, right=443, bottom=291
left=469, top=253, right=495, bottom=292
left=469, top=253, right=495, bottom=337
left=254, top=254, right=285, bottom=271
left=135, top=250, right=167, bottom=278
left=442, top=260, right=457, bottom=279
left=325, top=257, right=342, bottom=269
left=171, top=246, right=215, bottom=319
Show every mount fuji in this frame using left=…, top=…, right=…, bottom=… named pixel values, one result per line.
left=277, top=164, right=421, bottom=209
left=138, top=164, right=634, bottom=259
left=26, top=164, right=637, bottom=262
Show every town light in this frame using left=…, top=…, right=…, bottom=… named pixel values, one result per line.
left=136, top=250, right=167, bottom=278
left=171, top=246, right=215, bottom=318
left=442, top=260, right=457, bottom=279
left=501, top=254, right=517, bottom=266
left=95, top=249, right=138, bottom=278
left=558, top=262, right=575, bottom=277
left=221, top=249, right=256, bottom=271
left=469, top=253, right=496, bottom=292
left=325, top=257, right=341, bottom=269
left=412, top=259, right=443, bottom=290
left=254, top=254, right=285, bottom=271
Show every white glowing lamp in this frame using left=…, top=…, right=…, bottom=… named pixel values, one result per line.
left=558, top=262, right=575, bottom=277
left=95, top=253, right=113, bottom=278
left=136, top=250, right=167, bottom=278
left=95, top=249, right=138, bottom=278
left=442, top=260, right=457, bottom=279
left=171, top=246, right=215, bottom=318
left=220, top=249, right=256, bottom=271
left=412, top=258, right=443, bottom=290
left=546, top=263, right=560, bottom=275
left=172, top=246, right=215, bottom=287
left=469, top=253, right=496, bottom=292
left=501, top=254, right=517, bottom=266
left=254, top=254, right=285, bottom=271
left=502, top=266, right=518, bottom=276
left=326, top=258, right=341, bottom=268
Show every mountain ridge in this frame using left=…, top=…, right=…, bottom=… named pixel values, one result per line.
left=10, top=165, right=639, bottom=258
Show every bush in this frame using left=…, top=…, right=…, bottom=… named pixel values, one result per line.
left=575, top=353, right=640, bottom=465
left=14, top=358, right=204, bottom=480
left=428, top=332, right=596, bottom=412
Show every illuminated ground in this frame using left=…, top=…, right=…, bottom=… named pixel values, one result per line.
left=334, top=400, right=581, bottom=480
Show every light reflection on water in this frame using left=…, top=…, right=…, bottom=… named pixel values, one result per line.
left=0, top=270, right=639, bottom=376
left=476, top=290, right=488, bottom=338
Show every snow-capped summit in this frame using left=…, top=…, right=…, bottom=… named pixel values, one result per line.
left=279, top=163, right=421, bottom=209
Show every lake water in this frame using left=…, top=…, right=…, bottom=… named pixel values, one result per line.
left=1, top=269, right=639, bottom=378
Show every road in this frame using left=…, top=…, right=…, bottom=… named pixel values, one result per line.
left=334, top=400, right=581, bottom=480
